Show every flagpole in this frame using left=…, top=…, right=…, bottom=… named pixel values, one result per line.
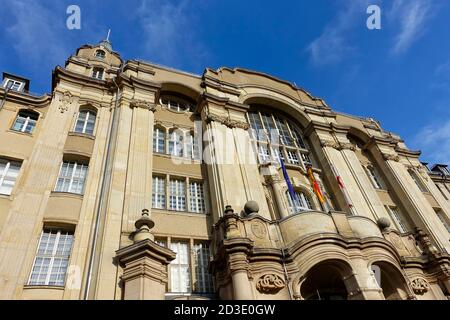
left=329, top=163, right=355, bottom=215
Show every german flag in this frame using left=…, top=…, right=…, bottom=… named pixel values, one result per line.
left=307, top=165, right=325, bottom=205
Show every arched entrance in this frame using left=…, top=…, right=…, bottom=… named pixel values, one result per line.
left=371, top=261, right=410, bottom=300
left=300, top=260, right=353, bottom=300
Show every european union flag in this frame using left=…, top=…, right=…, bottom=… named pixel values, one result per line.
left=280, top=157, right=297, bottom=202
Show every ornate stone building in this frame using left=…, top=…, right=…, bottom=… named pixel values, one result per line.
left=0, top=39, right=449, bottom=300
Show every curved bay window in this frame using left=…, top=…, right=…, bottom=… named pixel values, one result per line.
left=286, top=190, right=313, bottom=214
left=247, top=109, right=312, bottom=167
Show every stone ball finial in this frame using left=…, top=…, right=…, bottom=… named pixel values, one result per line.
left=244, top=200, right=259, bottom=216
left=377, top=217, right=391, bottom=231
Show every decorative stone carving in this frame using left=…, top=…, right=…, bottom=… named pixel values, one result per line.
left=256, top=274, right=286, bottom=294
left=320, top=140, right=340, bottom=149
left=250, top=221, right=267, bottom=239
left=205, top=113, right=250, bottom=130
left=58, top=91, right=74, bottom=113
left=410, top=278, right=430, bottom=295
left=414, top=228, right=440, bottom=258
left=382, top=153, right=400, bottom=162
left=319, top=140, right=355, bottom=151
left=337, top=142, right=356, bottom=151
left=130, top=100, right=157, bottom=112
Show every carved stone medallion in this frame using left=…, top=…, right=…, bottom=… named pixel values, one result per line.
left=256, top=274, right=285, bottom=294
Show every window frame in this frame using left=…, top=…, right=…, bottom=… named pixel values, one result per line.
left=27, top=228, right=74, bottom=287
left=0, top=158, right=21, bottom=196
left=169, top=178, right=186, bottom=211
left=11, top=109, right=39, bottom=134
left=386, top=205, right=410, bottom=233
left=189, top=181, right=206, bottom=213
left=286, top=190, right=313, bottom=214
left=152, top=175, right=166, bottom=209
left=73, top=109, right=97, bottom=135
left=94, top=49, right=106, bottom=59
left=54, top=161, right=89, bottom=195
left=91, top=67, right=104, bottom=80
left=3, top=78, right=24, bottom=91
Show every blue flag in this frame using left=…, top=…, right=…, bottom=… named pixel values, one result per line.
left=280, top=157, right=297, bottom=202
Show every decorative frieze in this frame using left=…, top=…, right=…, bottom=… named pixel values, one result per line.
left=130, top=99, right=156, bottom=112
left=256, top=274, right=286, bottom=294
left=205, top=113, right=250, bottom=130
left=410, top=278, right=430, bottom=295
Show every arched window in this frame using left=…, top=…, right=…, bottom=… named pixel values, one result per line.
left=12, top=109, right=39, bottom=133
left=74, top=109, right=96, bottom=135
left=168, top=129, right=184, bottom=157
left=95, top=50, right=106, bottom=59
left=247, top=109, right=312, bottom=167
left=153, top=126, right=166, bottom=154
left=286, top=190, right=312, bottom=214
left=92, top=67, right=104, bottom=80
left=160, top=95, right=194, bottom=112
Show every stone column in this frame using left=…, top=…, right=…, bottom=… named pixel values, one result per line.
left=347, top=258, right=385, bottom=300
left=115, top=209, right=176, bottom=300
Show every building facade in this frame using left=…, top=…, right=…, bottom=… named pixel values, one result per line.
left=0, top=40, right=449, bottom=300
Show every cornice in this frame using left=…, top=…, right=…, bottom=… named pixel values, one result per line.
left=0, top=89, right=50, bottom=108
left=53, top=66, right=110, bottom=91
left=303, top=120, right=351, bottom=138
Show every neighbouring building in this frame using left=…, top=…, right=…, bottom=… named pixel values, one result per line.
left=0, top=39, right=449, bottom=300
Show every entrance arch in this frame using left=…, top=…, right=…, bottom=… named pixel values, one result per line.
left=371, top=261, right=410, bottom=300
left=299, top=260, right=354, bottom=300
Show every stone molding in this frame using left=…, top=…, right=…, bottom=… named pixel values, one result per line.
left=205, top=113, right=250, bottom=130
left=320, top=139, right=356, bottom=151
left=256, top=274, right=286, bottom=294
left=382, top=153, right=400, bottom=162
left=130, top=99, right=157, bottom=112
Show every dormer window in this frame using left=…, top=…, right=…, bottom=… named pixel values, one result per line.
left=95, top=50, right=106, bottom=59
left=92, top=67, right=104, bottom=80
left=3, top=78, right=24, bottom=92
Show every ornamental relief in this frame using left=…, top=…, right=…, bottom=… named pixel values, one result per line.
left=58, top=91, right=74, bottom=113
left=410, top=278, right=430, bottom=295
left=319, top=140, right=355, bottom=151
left=382, top=153, right=400, bottom=162
left=256, top=274, right=286, bottom=294
left=205, top=113, right=250, bottom=130
left=130, top=99, right=157, bottom=112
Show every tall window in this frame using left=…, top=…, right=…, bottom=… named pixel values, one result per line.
left=286, top=190, right=312, bottom=214
left=386, top=206, right=410, bottom=233
left=55, top=161, right=88, bottom=195
left=169, top=130, right=183, bottom=157
left=153, top=127, right=165, bottom=154
left=12, top=110, right=39, bottom=133
left=0, top=158, right=21, bottom=195
left=409, top=169, right=428, bottom=193
left=28, top=229, right=73, bottom=286
left=189, top=181, right=205, bottom=213
left=74, top=110, right=96, bottom=135
left=185, top=132, right=200, bottom=160
left=435, top=209, right=450, bottom=233
left=91, top=67, right=104, bottom=80
left=152, top=176, right=166, bottom=209
left=193, top=242, right=214, bottom=293
left=247, top=109, right=311, bottom=167
left=169, top=179, right=186, bottom=211
left=170, top=241, right=191, bottom=292
left=365, top=165, right=383, bottom=189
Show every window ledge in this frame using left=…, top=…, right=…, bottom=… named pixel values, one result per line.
left=23, top=285, right=65, bottom=290
left=153, top=152, right=202, bottom=164
left=152, top=208, right=210, bottom=217
left=0, top=193, right=12, bottom=200
left=7, top=129, right=33, bottom=137
left=68, top=131, right=96, bottom=140
left=50, top=191, right=84, bottom=199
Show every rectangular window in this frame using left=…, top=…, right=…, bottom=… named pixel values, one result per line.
left=12, top=110, right=38, bottom=133
left=287, top=150, right=299, bottom=165
left=272, top=147, right=285, bottom=164
left=189, top=182, right=206, bottom=213
left=4, top=79, right=24, bottom=91
left=169, top=179, right=186, bottom=211
left=366, top=166, right=383, bottom=189
left=170, top=241, right=191, bottom=292
left=169, top=131, right=183, bottom=157
left=152, top=176, right=166, bottom=209
left=91, top=68, right=104, bottom=80
left=193, top=242, right=214, bottom=293
left=386, top=206, right=410, bottom=233
left=301, top=153, right=312, bottom=166
left=74, top=110, right=96, bottom=135
left=185, top=134, right=200, bottom=160
left=409, top=170, right=428, bottom=193
left=28, top=229, right=73, bottom=286
left=55, top=161, right=88, bottom=195
left=0, top=158, right=21, bottom=195
left=435, top=209, right=450, bottom=233
left=258, top=144, right=271, bottom=163
left=153, top=127, right=165, bottom=154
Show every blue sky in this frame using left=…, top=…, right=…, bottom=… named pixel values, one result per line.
left=0, top=0, right=449, bottom=165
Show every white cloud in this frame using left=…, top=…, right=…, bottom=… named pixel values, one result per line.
left=389, top=0, right=435, bottom=54
left=306, top=0, right=372, bottom=65
left=413, top=118, right=450, bottom=164
left=137, top=0, right=209, bottom=68
left=4, top=1, right=69, bottom=67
